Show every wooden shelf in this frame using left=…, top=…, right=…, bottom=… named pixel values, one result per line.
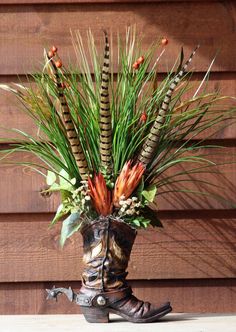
left=0, top=314, right=236, bottom=331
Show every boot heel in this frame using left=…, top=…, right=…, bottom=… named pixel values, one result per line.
left=81, top=306, right=109, bottom=323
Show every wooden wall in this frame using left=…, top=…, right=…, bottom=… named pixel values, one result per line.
left=0, top=0, right=236, bottom=314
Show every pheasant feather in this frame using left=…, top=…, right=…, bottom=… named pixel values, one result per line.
left=48, top=55, right=89, bottom=180
left=99, top=31, right=112, bottom=174
left=138, top=45, right=200, bottom=167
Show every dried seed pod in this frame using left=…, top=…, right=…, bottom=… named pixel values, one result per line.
left=52, top=46, right=58, bottom=53
left=132, top=62, right=139, bottom=70
left=137, top=56, right=144, bottom=65
left=55, top=59, right=62, bottom=68
left=140, top=112, right=147, bottom=123
left=161, top=38, right=168, bottom=46
left=48, top=50, right=54, bottom=58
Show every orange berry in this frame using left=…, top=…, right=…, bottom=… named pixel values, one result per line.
left=137, top=56, right=144, bottom=65
left=55, top=59, right=62, bottom=68
left=140, top=112, right=147, bottom=123
left=48, top=50, right=54, bottom=58
left=132, top=62, right=139, bottom=70
left=161, top=38, right=168, bottom=46
left=52, top=45, right=58, bottom=53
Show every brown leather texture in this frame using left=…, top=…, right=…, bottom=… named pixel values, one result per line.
left=79, top=217, right=172, bottom=323
left=80, top=217, right=137, bottom=290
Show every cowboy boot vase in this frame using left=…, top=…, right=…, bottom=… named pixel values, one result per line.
left=77, top=217, right=172, bottom=323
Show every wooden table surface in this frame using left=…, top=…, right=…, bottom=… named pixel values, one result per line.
left=0, top=314, right=235, bottom=332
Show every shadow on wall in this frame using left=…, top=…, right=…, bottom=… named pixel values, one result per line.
left=156, top=154, right=236, bottom=211
left=136, top=217, right=236, bottom=280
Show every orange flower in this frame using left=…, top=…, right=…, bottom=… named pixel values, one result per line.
left=88, top=173, right=113, bottom=216
left=113, top=160, right=145, bottom=207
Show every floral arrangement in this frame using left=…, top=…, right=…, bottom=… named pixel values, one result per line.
left=1, top=28, right=235, bottom=246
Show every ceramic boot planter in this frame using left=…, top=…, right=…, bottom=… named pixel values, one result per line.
left=47, top=217, right=172, bottom=323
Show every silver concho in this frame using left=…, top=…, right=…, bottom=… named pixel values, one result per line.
left=96, top=296, right=106, bottom=306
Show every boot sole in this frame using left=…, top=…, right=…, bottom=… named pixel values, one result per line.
left=81, top=304, right=172, bottom=323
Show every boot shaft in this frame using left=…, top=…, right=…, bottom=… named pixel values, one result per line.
left=80, top=217, right=137, bottom=290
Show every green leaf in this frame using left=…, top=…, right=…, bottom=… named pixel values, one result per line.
left=46, top=170, right=57, bottom=186
left=59, top=169, right=76, bottom=186
left=140, top=220, right=150, bottom=228
left=128, top=216, right=151, bottom=229
left=50, top=203, right=67, bottom=226
left=132, top=219, right=141, bottom=227
left=142, top=184, right=157, bottom=203
left=46, top=183, right=60, bottom=192
left=60, top=189, right=72, bottom=201
left=59, top=169, right=76, bottom=190
left=59, top=168, right=70, bottom=185
left=136, top=177, right=144, bottom=201
left=60, top=212, right=82, bottom=247
left=46, top=171, right=75, bottom=193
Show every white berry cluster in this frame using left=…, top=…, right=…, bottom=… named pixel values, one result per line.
left=70, top=181, right=91, bottom=212
left=118, top=195, right=141, bottom=217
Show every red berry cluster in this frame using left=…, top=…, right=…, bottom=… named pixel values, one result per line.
left=48, top=46, right=62, bottom=68
left=132, top=56, right=145, bottom=70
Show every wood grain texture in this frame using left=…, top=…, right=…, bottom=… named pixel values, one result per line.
left=0, top=215, right=235, bottom=282
left=0, top=1, right=221, bottom=4
left=156, top=146, right=236, bottom=211
left=0, top=279, right=235, bottom=314
left=0, top=0, right=235, bottom=316
left=0, top=147, right=235, bottom=213
left=0, top=153, right=59, bottom=213
left=0, top=2, right=236, bottom=74
left=1, top=72, right=236, bottom=141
